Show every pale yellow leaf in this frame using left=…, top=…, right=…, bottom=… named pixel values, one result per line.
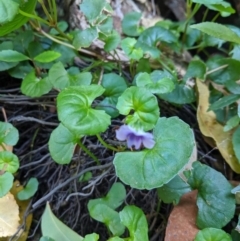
left=196, top=79, right=240, bottom=173
left=0, top=192, right=19, bottom=237
left=0, top=181, right=33, bottom=241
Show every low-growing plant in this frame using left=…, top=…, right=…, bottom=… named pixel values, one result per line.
left=1, top=0, right=240, bottom=240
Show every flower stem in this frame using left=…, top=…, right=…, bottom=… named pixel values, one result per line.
left=96, top=134, right=119, bottom=152
left=77, top=140, right=100, bottom=165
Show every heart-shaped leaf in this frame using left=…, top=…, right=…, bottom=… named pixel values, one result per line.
left=57, top=85, right=111, bottom=135
left=17, top=177, right=39, bottom=200
left=135, top=26, right=177, bottom=59
left=114, top=117, right=195, bottom=189
left=116, top=86, right=159, bottom=131
left=119, top=205, right=148, bottom=241
left=0, top=121, right=19, bottom=146
left=136, top=72, right=175, bottom=94
left=0, top=151, right=19, bottom=173
left=49, top=124, right=79, bottom=164
left=97, top=73, right=127, bottom=117
left=187, top=161, right=235, bottom=229
left=194, top=228, right=231, bottom=241
left=21, top=71, right=53, bottom=97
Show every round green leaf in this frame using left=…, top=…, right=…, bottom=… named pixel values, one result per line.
left=136, top=72, right=175, bottom=94
left=88, top=182, right=126, bottom=210
left=116, top=86, right=159, bottom=131
left=0, top=121, right=19, bottom=146
left=187, top=162, right=235, bottom=229
left=0, top=0, right=19, bottom=24
left=0, top=172, right=14, bottom=197
left=73, top=27, right=98, bottom=49
left=194, top=228, right=231, bottom=241
left=49, top=124, right=79, bottom=164
left=119, top=205, right=148, bottom=241
left=135, top=26, right=178, bottom=59
left=97, top=73, right=127, bottom=117
left=113, top=117, right=195, bottom=189
left=103, top=30, right=121, bottom=52
left=122, top=12, right=143, bottom=37
left=88, top=204, right=125, bottom=236
left=0, top=151, right=19, bottom=173
left=17, top=177, right=38, bottom=200
left=57, top=85, right=111, bottom=135
left=34, top=51, right=61, bottom=63
left=83, top=233, right=99, bottom=241
left=80, top=0, right=106, bottom=21
left=0, top=50, right=29, bottom=62
left=21, top=71, right=53, bottom=97
left=121, top=38, right=143, bottom=60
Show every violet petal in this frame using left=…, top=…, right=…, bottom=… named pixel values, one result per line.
left=116, top=125, right=132, bottom=141
left=142, top=136, right=155, bottom=149
left=127, top=133, right=142, bottom=150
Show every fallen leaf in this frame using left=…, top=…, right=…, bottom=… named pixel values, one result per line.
left=0, top=144, right=12, bottom=153
left=0, top=181, right=33, bottom=241
left=0, top=192, right=19, bottom=237
left=164, top=190, right=199, bottom=241
left=196, top=79, right=240, bottom=173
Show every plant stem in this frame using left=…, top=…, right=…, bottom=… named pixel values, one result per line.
left=96, top=134, right=119, bottom=152
left=77, top=139, right=100, bottom=165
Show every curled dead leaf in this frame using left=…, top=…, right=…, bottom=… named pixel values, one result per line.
left=196, top=79, right=240, bottom=173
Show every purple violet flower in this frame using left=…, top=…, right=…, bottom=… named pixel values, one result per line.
left=116, top=125, right=155, bottom=150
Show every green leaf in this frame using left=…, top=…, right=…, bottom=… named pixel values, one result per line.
left=119, top=205, right=148, bottom=241
left=8, top=62, right=34, bottom=79
left=223, top=115, right=240, bottom=131
left=17, top=177, right=38, bottom=200
left=21, top=71, right=53, bottom=97
left=0, top=151, right=19, bottom=174
left=184, top=60, right=207, bottom=81
left=194, top=228, right=231, bottom=241
left=0, top=0, right=38, bottom=37
left=103, top=30, right=120, bottom=52
left=116, top=86, right=159, bottom=131
left=187, top=162, right=235, bottom=229
left=97, top=73, right=127, bottom=117
left=73, top=27, right=98, bottom=49
left=34, top=51, right=61, bottom=63
left=40, top=237, right=55, bottom=241
left=122, top=12, right=143, bottom=37
left=136, top=72, right=175, bottom=94
left=88, top=204, right=125, bottom=236
left=57, top=85, right=111, bottom=135
left=114, top=117, right=195, bottom=189
left=80, top=0, right=106, bottom=21
left=121, top=38, right=143, bottom=60
left=41, top=203, right=84, bottom=241
left=231, top=229, right=240, bottom=241
left=208, top=3, right=235, bottom=17
left=50, top=21, right=68, bottom=35
left=191, top=22, right=240, bottom=44
left=69, top=72, right=92, bottom=86
left=232, top=126, right=240, bottom=163
left=157, top=175, right=192, bottom=205
left=0, top=0, right=19, bottom=24
left=107, top=237, right=124, bottom=241
left=48, top=62, right=69, bottom=89
left=0, top=172, right=14, bottom=197
left=0, top=50, right=29, bottom=62
left=49, top=124, right=79, bottom=164
left=208, top=94, right=240, bottom=111
left=136, top=26, right=177, bottom=59
left=88, top=183, right=126, bottom=210
left=0, top=121, right=19, bottom=146
left=83, top=233, right=99, bottom=241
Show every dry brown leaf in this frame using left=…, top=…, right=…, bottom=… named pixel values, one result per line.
left=164, top=190, right=199, bottom=241
left=0, top=144, right=12, bottom=153
left=0, top=193, right=19, bottom=237
left=0, top=181, right=33, bottom=241
left=196, top=79, right=240, bottom=173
